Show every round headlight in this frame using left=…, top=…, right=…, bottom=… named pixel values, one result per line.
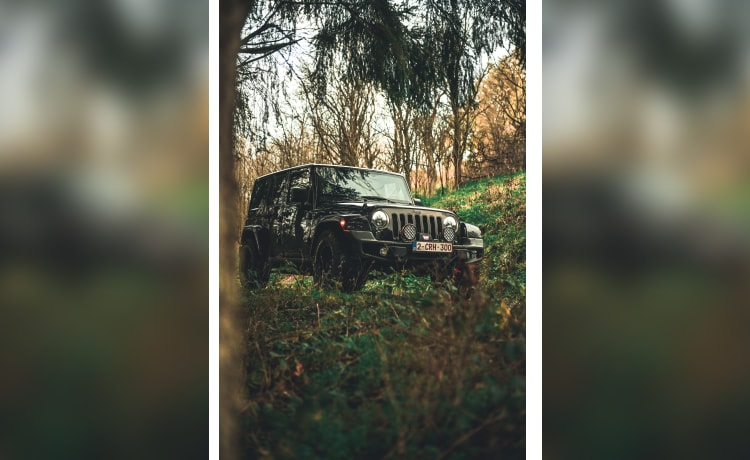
left=443, top=216, right=457, bottom=228
left=371, top=210, right=390, bottom=229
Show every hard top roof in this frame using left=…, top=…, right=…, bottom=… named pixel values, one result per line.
left=254, top=164, right=405, bottom=181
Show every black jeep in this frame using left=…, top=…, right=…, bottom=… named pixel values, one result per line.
left=239, top=164, right=484, bottom=292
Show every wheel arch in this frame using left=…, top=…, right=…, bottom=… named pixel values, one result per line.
left=310, top=220, right=347, bottom=254
left=241, top=225, right=267, bottom=257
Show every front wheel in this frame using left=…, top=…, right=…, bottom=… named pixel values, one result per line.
left=313, top=231, right=363, bottom=292
left=455, top=262, right=481, bottom=299
left=239, top=243, right=269, bottom=290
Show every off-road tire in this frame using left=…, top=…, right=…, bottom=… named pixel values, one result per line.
left=239, top=242, right=270, bottom=289
left=455, top=262, right=481, bottom=299
left=313, top=231, right=363, bottom=292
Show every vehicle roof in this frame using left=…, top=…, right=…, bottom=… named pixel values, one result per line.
left=254, top=164, right=406, bottom=182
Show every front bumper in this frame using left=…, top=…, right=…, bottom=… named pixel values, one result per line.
left=347, top=230, right=483, bottom=266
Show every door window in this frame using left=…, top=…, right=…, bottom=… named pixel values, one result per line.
left=270, top=173, right=289, bottom=208
left=287, top=168, right=311, bottom=203
left=249, top=177, right=272, bottom=211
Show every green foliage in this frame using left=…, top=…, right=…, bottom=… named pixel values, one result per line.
left=425, top=171, right=526, bottom=305
left=241, top=172, right=526, bottom=459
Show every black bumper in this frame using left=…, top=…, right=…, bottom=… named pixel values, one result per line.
left=347, top=230, right=483, bottom=266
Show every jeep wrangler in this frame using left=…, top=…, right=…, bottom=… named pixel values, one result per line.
left=239, top=164, right=483, bottom=293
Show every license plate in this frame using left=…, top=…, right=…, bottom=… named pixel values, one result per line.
left=413, top=241, right=453, bottom=253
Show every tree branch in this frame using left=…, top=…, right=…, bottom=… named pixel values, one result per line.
left=239, top=38, right=301, bottom=55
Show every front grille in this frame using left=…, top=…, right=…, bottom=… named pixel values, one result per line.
left=391, top=212, right=445, bottom=241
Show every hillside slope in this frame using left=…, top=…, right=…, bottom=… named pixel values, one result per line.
left=241, top=172, right=526, bottom=459
left=423, top=171, right=526, bottom=308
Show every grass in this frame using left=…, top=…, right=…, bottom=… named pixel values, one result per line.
left=240, top=171, right=526, bottom=459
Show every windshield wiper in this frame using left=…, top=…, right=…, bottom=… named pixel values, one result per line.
left=361, top=195, right=399, bottom=204
left=323, top=193, right=357, bottom=202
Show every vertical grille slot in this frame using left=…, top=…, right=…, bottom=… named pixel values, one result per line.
left=386, top=210, right=445, bottom=241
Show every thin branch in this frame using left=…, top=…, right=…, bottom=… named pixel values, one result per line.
left=239, top=38, right=301, bottom=55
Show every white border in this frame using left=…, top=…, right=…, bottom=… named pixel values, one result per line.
left=526, top=0, right=542, bottom=458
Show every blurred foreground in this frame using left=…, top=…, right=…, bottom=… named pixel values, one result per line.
left=0, top=1, right=207, bottom=458
left=544, top=1, right=750, bottom=458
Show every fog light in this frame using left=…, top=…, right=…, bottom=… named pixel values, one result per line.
left=401, top=223, right=417, bottom=241
left=443, top=226, right=455, bottom=242
left=379, top=246, right=389, bottom=256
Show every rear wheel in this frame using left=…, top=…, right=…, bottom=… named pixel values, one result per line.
left=239, top=242, right=269, bottom=289
left=313, top=231, right=363, bottom=292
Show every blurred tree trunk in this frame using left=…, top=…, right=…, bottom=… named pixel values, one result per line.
left=220, top=0, right=252, bottom=459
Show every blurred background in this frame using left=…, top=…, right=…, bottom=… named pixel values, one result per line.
left=544, top=0, right=750, bottom=458
left=0, top=1, right=207, bottom=458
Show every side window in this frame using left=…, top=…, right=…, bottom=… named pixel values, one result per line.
left=249, top=177, right=271, bottom=211
left=271, top=173, right=289, bottom=208
left=287, top=168, right=311, bottom=203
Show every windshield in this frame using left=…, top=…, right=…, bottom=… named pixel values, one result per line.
left=315, top=167, right=412, bottom=204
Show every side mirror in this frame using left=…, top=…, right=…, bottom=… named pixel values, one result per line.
left=413, top=198, right=423, bottom=206
left=289, top=186, right=309, bottom=204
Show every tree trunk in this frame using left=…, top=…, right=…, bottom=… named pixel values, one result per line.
left=220, top=1, right=252, bottom=459
left=452, top=104, right=462, bottom=188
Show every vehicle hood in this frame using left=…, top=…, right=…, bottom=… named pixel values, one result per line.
left=327, top=202, right=455, bottom=215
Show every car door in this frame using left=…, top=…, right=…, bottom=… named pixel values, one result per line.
left=268, top=172, right=289, bottom=259
left=280, top=167, right=311, bottom=261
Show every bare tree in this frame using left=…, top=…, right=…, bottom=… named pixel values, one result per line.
left=387, top=101, right=418, bottom=187
left=303, top=70, right=381, bottom=168
left=386, top=93, right=452, bottom=195
left=447, top=65, right=489, bottom=188
left=415, top=95, right=450, bottom=196
left=468, top=53, right=526, bottom=178
left=424, top=0, right=525, bottom=186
